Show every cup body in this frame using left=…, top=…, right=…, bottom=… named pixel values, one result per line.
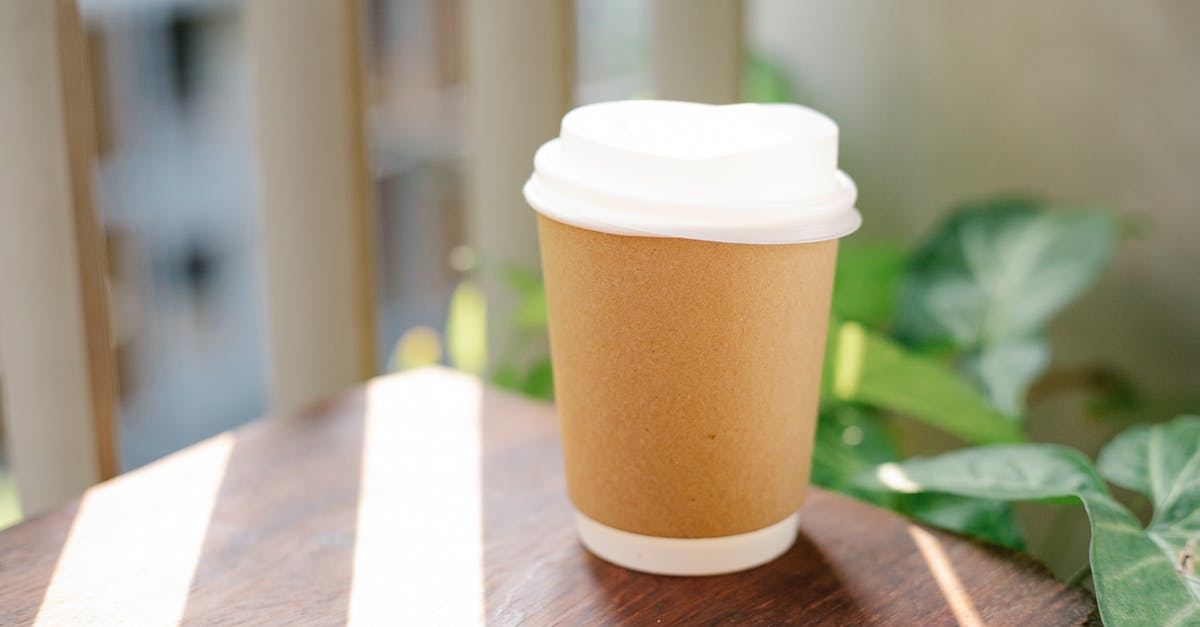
left=537, top=214, right=838, bottom=570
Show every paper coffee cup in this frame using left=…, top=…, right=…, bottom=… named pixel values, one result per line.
left=524, top=100, right=861, bottom=576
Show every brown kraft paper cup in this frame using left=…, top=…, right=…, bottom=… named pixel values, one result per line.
left=537, top=213, right=838, bottom=539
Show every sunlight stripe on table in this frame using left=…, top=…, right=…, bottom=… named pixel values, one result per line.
left=348, top=371, right=485, bottom=626
left=907, top=525, right=985, bottom=627
left=34, top=433, right=235, bottom=626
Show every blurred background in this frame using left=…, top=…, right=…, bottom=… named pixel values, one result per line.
left=1, top=0, right=1198, bottom=580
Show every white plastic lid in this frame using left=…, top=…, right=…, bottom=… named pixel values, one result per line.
left=524, top=100, right=862, bottom=244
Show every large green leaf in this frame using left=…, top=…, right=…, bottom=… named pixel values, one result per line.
left=896, top=198, right=1115, bottom=415
left=1098, top=416, right=1200, bottom=601
left=812, top=404, right=1025, bottom=547
left=829, top=321, right=1023, bottom=444
left=897, top=197, right=1115, bottom=348
left=832, top=243, right=907, bottom=329
left=860, top=443, right=1200, bottom=627
left=896, top=492, right=1025, bottom=550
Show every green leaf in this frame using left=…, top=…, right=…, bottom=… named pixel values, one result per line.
left=862, top=443, right=1200, bottom=627
left=860, top=444, right=1107, bottom=499
left=811, top=405, right=899, bottom=505
left=1098, top=416, right=1200, bottom=605
left=511, top=286, right=548, bottom=331
left=832, top=243, right=907, bottom=328
left=520, top=359, right=555, bottom=400
left=494, top=264, right=548, bottom=331
left=491, top=364, right=521, bottom=392
left=895, top=197, right=1115, bottom=418
left=960, top=336, right=1050, bottom=417
left=812, top=405, right=1023, bottom=546
left=501, top=265, right=543, bottom=296
left=445, top=281, right=487, bottom=375
left=1098, top=416, right=1200, bottom=526
left=896, top=493, right=1025, bottom=550
left=897, top=197, right=1116, bottom=349
left=742, top=54, right=796, bottom=103
left=829, top=321, right=1023, bottom=444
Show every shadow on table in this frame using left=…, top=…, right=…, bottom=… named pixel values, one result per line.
left=0, top=503, right=80, bottom=624
left=574, top=530, right=858, bottom=625
left=179, top=390, right=367, bottom=624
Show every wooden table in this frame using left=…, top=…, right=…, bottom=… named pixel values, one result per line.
left=0, top=368, right=1096, bottom=625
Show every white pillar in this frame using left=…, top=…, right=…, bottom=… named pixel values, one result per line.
left=0, top=0, right=111, bottom=515
left=464, top=0, right=573, bottom=366
left=651, top=0, right=744, bottom=104
left=245, top=0, right=377, bottom=413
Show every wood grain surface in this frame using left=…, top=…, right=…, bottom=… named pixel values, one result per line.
left=0, top=368, right=1097, bottom=625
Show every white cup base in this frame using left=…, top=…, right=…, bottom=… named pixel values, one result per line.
left=575, top=510, right=800, bottom=576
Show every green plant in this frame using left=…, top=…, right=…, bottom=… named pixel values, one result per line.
left=742, top=54, right=797, bottom=104
left=817, top=196, right=1125, bottom=547
left=860, top=416, right=1200, bottom=627
left=488, top=266, right=555, bottom=399
left=389, top=257, right=555, bottom=398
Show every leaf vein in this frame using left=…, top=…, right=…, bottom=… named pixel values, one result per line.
left=1163, top=602, right=1200, bottom=627
left=1159, top=449, right=1200, bottom=514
